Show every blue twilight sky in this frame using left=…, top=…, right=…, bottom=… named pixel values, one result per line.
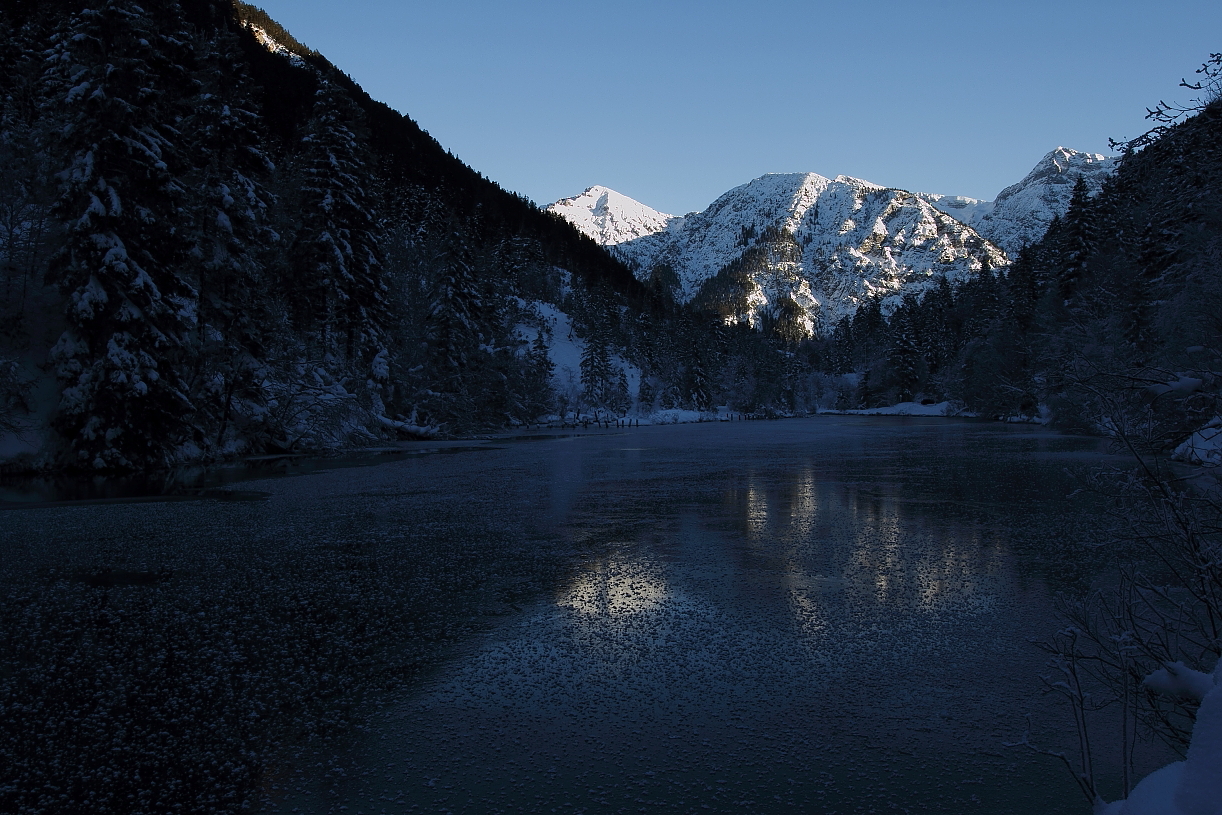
left=250, top=0, right=1221, bottom=215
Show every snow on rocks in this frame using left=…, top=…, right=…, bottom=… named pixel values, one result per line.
left=551, top=148, right=1116, bottom=336
left=552, top=172, right=1005, bottom=335
left=919, top=147, right=1117, bottom=257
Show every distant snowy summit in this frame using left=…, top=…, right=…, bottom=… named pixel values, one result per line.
left=919, top=147, right=1117, bottom=256
left=547, top=186, right=682, bottom=247
left=549, top=147, right=1116, bottom=334
left=550, top=172, right=1004, bottom=334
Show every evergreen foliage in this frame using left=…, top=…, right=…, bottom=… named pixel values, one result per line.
left=44, top=1, right=199, bottom=469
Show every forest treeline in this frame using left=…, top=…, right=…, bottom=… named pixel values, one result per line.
left=1, top=0, right=1219, bottom=473
left=810, top=86, right=1222, bottom=450
left=0, top=0, right=815, bottom=470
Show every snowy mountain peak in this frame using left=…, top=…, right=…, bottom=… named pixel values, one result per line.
left=831, top=174, right=885, bottom=191
left=994, top=146, right=1114, bottom=204
left=546, top=186, right=677, bottom=246
left=550, top=147, right=1119, bottom=336
left=552, top=169, right=1005, bottom=336
left=920, top=146, right=1117, bottom=255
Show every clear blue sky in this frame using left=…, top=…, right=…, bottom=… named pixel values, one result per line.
left=251, top=0, right=1222, bottom=215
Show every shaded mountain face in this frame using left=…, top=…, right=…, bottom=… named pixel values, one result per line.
left=552, top=173, right=1005, bottom=336
left=0, top=0, right=704, bottom=471
left=919, top=147, right=1117, bottom=256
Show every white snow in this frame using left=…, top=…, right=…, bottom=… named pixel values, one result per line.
left=551, top=148, right=1116, bottom=336
left=822, top=401, right=964, bottom=417
left=520, top=300, right=641, bottom=411
left=1172, top=417, right=1222, bottom=466
left=1101, top=659, right=1222, bottom=815
left=918, top=147, right=1117, bottom=256
left=546, top=186, right=677, bottom=247
left=244, top=24, right=307, bottom=68
left=551, top=172, right=1005, bottom=335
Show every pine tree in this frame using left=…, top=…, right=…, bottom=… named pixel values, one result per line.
left=293, top=80, right=387, bottom=365
left=886, top=303, right=923, bottom=403
left=0, top=16, right=56, bottom=323
left=44, top=1, right=198, bottom=469
left=580, top=325, right=614, bottom=414
left=183, top=29, right=278, bottom=451
left=423, top=248, right=485, bottom=426
left=523, top=329, right=556, bottom=419
left=1057, top=176, right=1095, bottom=306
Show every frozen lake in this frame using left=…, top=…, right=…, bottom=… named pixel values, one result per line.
left=0, top=418, right=1160, bottom=813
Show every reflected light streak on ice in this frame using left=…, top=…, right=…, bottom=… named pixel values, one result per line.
left=557, top=553, right=668, bottom=617
left=745, top=475, right=769, bottom=542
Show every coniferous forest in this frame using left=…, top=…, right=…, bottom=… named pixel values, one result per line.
left=0, top=0, right=780, bottom=471
left=0, top=0, right=1220, bottom=475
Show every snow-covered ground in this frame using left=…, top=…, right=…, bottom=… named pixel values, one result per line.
left=1099, top=660, right=1222, bottom=815
left=1172, top=417, right=1222, bottom=466
left=821, top=400, right=963, bottom=417
left=520, top=300, right=641, bottom=409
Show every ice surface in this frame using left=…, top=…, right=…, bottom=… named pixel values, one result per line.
left=1, top=419, right=1162, bottom=813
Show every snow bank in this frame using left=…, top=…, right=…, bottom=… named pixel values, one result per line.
left=638, top=409, right=709, bottom=425
left=1172, top=417, right=1222, bottom=466
left=822, top=401, right=964, bottom=417
left=1099, top=659, right=1222, bottom=815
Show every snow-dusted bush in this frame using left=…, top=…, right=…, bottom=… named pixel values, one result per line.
left=1021, top=460, right=1221, bottom=812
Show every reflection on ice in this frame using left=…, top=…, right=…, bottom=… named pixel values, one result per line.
left=728, top=468, right=1008, bottom=627
left=262, top=418, right=1131, bottom=815
left=557, top=553, right=668, bottom=617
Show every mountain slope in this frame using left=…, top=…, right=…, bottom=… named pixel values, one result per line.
left=554, top=173, right=1005, bottom=335
left=919, top=147, right=1117, bottom=255
left=2, top=0, right=750, bottom=474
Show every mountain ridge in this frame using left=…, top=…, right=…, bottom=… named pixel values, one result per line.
left=549, top=147, right=1117, bottom=334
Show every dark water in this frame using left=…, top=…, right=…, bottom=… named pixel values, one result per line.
left=0, top=418, right=1166, bottom=813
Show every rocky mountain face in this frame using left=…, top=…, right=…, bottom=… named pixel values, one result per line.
left=919, top=147, right=1117, bottom=255
left=550, top=148, right=1116, bottom=336
left=552, top=172, right=1006, bottom=336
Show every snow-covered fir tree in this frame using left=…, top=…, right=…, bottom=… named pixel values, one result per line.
left=182, top=29, right=278, bottom=453
left=292, top=80, right=388, bottom=366
left=44, top=0, right=199, bottom=469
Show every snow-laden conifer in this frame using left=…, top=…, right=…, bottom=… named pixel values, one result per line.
left=292, top=80, right=388, bottom=365
left=43, top=0, right=197, bottom=469
left=181, top=29, right=278, bottom=454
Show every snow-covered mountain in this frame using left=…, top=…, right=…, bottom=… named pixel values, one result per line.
left=550, top=147, right=1117, bottom=335
left=919, top=147, right=1117, bottom=255
left=552, top=173, right=1005, bottom=335
left=547, top=186, right=682, bottom=247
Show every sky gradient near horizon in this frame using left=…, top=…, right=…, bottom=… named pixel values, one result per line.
left=250, top=0, right=1222, bottom=215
